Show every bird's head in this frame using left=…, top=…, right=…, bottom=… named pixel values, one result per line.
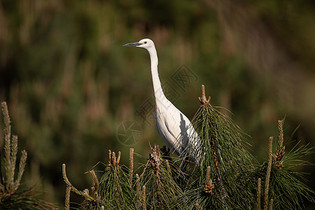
left=123, top=38, right=154, bottom=49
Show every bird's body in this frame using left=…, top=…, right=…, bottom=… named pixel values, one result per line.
left=154, top=98, right=201, bottom=163
left=124, top=38, right=201, bottom=163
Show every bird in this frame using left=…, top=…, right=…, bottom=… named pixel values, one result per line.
left=123, top=38, right=202, bottom=164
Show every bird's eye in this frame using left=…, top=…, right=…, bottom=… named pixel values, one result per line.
left=144, top=41, right=147, bottom=44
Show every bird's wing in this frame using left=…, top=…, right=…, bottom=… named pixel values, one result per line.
left=164, top=105, right=202, bottom=162
left=163, top=105, right=191, bottom=152
left=156, top=103, right=202, bottom=163
left=155, top=106, right=180, bottom=152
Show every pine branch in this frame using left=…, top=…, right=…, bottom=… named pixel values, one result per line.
left=257, top=178, right=261, bottom=210
left=136, top=173, right=141, bottom=208
left=278, top=119, right=284, bottom=148
left=142, top=185, right=146, bottom=210
left=65, top=185, right=71, bottom=210
left=2, top=102, right=13, bottom=191
left=10, top=135, right=18, bottom=189
left=264, top=137, right=273, bottom=210
left=62, top=163, right=94, bottom=201
left=129, top=148, right=134, bottom=186
left=269, top=199, right=273, bottom=210
left=14, top=150, right=27, bottom=191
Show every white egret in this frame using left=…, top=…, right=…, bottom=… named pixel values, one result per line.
left=123, top=38, right=202, bottom=164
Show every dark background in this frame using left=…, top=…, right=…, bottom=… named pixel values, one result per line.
left=0, top=0, right=314, bottom=207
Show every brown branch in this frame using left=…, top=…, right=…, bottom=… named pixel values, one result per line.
left=149, top=145, right=163, bottom=208
left=136, top=173, right=141, bottom=208
left=2, top=102, right=12, bottom=191
left=199, top=85, right=211, bottom=106
left=257, top=178, right=261, bottom=210
left=129, top=148, right=134, bottom=186
left=14, top=150, right=27, bottom=191
left=278, top=119, right=284, bottom=148
left=269, top=199, right=274, bottom=210
left=62, top=163, right=94, bottom=201
left=264, top=137, right=273, bottom=210
left=108, top=150, right=112, bottom=167
left=206, top=166, right=211, bottom=183
left=65, top=185, right=71, bottom=210
left=117, top=151, right=121, bottom=165
left=142, top=185, right=146, bottom=210
left=195, top=204, right=200, bottom=210
left=89, top=169, right=100, bottom=203
left=10, top=135, right=18, bottom=189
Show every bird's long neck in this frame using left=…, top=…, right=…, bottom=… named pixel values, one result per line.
left=147, top=47, right=167, bottom=104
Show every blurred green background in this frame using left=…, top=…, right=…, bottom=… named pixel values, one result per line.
left=0, top=0, right=314, bottom=207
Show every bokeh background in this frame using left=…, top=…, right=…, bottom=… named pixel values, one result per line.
left=0, top=0, right=314, bottom=207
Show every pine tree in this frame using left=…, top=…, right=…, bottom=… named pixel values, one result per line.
left=61, top=85, right=314, bottom=209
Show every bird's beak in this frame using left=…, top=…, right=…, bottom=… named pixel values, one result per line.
left=123, top=42, right=142, bottom=47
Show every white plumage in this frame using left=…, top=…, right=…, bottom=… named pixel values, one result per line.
left=124, top=38, right=202, bottom=164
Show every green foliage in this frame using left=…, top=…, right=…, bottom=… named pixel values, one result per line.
left=0, top=189, right=55, bottom=210
left=0, top=102, right=55, bottom=209
left=249, top=144, right=315, bottom=210
left=138, top=145, right=183, bottom=209
left=62, top=93, right=314, bottom=209
left=182, top=88, right=256, bottom=209
left=98, top=152, right=134, bottom=209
